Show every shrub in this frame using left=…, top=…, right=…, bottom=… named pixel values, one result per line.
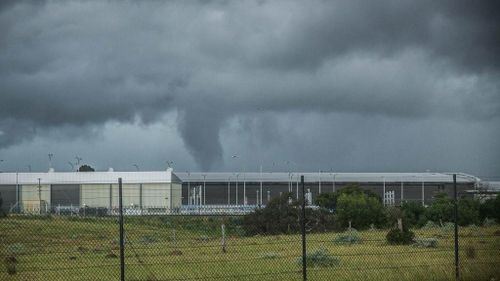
left=334, top=229, right=362, bottom=244
left=0, top=192, right=7, bottom=218
left=299, top=248, right=340, bottom=267
left=6, top=243, right=25, bottom=255
left=421, top=221, right=438, bottom=230
left=336, top=192, right=386, bottom=229
left=425, top=193, right=453, bottom=224
left=242, top=193, right=336, bottom=235
left=479, top=196, right=500, bottom=222
left=465, top=246, right=476, bottom=259
left=414, top=238, right=438, bottom=248
left=401, top=201, right=427, bottom=227
left=441, top=222, right=455, bottom=234
left=483, top=218, right=497, bottom=227
left=458, top=198, right=480, bottom=226
left=316, top=184, right=382, bottom=211
left=386, top=228, right=415, bottom=245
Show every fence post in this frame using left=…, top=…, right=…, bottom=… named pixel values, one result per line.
left=453, top=174, right=459, bottom=281
left=118, top=178, right=125, bottom=281
left=301, top=175, right=307, bottom=281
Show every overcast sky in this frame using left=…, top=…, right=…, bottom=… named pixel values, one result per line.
left=0, top=0, right=499, bottom=178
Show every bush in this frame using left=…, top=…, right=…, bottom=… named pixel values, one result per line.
left=336, top=191, right=386, bottom=229
left=441, top=222, right=455, bottom=234
left=483, top=218, right=497, bottom=227
left=421, top=221, right=438, bottom=229
left=386, top=228, right=415, bottom=245
left=465, top=246, right=476, bottom=259
left=0, top=192, right=7, bottom=218
left=414, top=238, right=438, bottom=248
left=243, top=193, right=336, bottom=235
left=299, top=248, right=340, bottom=267
left=316, top=184, right=381, bottom=211
left=458, top=198, right=480, bottom=226
left=425, top=193, right=453, bottom=224
left=479, top=196, right=500, bottom=222
left=401, top=201, right=427, bottom=227
left=334, top=229, right=362, bottom=244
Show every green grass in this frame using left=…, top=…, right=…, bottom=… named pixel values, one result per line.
left=1, top=215, right=499, bottom=280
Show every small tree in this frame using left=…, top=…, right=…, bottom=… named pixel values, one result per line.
left=479, top=196, right=500, bottom=222
left=425, top=193, right=453, bottom=224
left=401, top=201, right=426, bottom=227
left=336, top=191, right=386, bottom=229
left=0, top=192, right=6, bottom=218
left=457, top=197, right=480, bottom=226
left=316, top=184, right=382, bottom=211
left=78, top=164, right=95, bottom=172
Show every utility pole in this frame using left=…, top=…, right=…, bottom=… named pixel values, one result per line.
left=38, top=178, right=42, bottom=215
left=260, top=165, right=263, bottom=207
left=203, top=174, right=206, bottom=205
left=318, top=170, right=322, bottom=194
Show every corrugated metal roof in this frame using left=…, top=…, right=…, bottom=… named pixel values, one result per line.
left=175, top=172, right=480, bottom=183
left=0, top=170, right=177, bottom=185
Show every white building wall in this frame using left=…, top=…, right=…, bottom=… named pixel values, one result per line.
left=111, top=184, right=140, bottom=208
left=171, top=182, right=182, bottom=208
left=21, top=184, right=50, bottom=212
left=81, top=184, right=110, bottom=208
left=142, top=183, right=169, bottom=208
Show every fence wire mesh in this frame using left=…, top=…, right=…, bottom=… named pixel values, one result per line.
left=1, top=178, right=499, bottom=280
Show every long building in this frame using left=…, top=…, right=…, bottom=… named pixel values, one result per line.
left=0, top=170, right=482, bottom=214
left=175, top=172, right=481, bottom=206
left=0, top=169, right=182, bottom=214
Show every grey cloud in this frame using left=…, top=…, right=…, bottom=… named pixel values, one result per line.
left=0, top=0, right=499, bottom=170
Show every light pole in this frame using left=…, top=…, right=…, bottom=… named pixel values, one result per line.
left=202, top=174, right=206, bottom=205
left=235, top=173, right=239, bottom=205
left=27, top=165, right=32, bottom=172
left=38, top=178, right=42, bottom=215
left=187, top=171, right=191, bottom=206
left=259, top=165, right=263, bottom=207
left=0, top=159, right=4, bottom=172
left=318, top=170, right=322, bottom=194
left=227, top=176, right=231, bottom=205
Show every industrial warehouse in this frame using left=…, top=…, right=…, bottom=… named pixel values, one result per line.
left=0, top=169, right=182, bottom=215
left=0, top=170, right=483, bottom=215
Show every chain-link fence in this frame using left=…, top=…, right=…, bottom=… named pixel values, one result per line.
left=1, top=176, right=499, bottom=280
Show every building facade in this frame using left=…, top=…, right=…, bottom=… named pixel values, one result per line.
left=0, top=169, right=182, bottom=214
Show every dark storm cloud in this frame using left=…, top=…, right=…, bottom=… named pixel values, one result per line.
left=0, top=0, right=499, bottom=170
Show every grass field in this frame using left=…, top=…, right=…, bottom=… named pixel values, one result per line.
left=1, top=215, right=499, bottom=280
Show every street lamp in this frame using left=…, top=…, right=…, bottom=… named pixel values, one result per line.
left=202, top=174, right=206, bottom=205
left=0, top=159, right=4, bottom=172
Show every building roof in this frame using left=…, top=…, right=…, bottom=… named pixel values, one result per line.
left=0, top=171, right=480, bottom=185
left=175, top=172, right=480, bottom=184
left=0, top=170, right=178, bottom=185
